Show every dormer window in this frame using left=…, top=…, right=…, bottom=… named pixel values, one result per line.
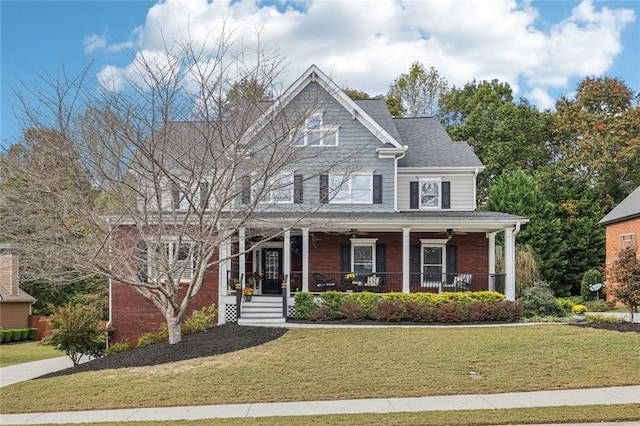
left=294, top=113, right=339, bottom=146
left=420, top=179, right=441, bottom=209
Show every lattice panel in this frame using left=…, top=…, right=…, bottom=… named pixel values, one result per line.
left=287, top=305, right=296, bottom=319
left=225, top=303, right=238, bottom=323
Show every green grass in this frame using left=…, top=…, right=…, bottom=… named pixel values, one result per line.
left=48, top=404, right=640, bottom=426
left=0, top=341, right=62, bottom=367
left=1, top=325, right=639, bottom=414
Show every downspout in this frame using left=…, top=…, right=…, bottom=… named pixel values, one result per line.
left=395, top=147, right=407, bottom=212
left=473, top=168, right=479, bottom=209
left=514, top=221, right=521, bottom=236
left=106, top=218, right=113, bottom=348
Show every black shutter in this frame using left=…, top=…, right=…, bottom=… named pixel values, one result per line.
left=446, top=245, right=457, bottom=284
left=171, top=183, right=181, bottom=210
left=241, top=175, right=251, bottom=204
left=137, top=240, right=148, bottom=282
left=410, top=244, right=420, bottom=285
left=294, top=174, right=303, bottom=204
left=319, top=174, right=329, bottom=204
left=410, top=182, right=419, bottom=209
left=442, top=181, right=451, bottom=209
left=376, top=244, right=386, bottom=273
left=200, top=181, right=209, bottom=209
left=341, top=244, right=351, bottom=274
left=373, top=174, right=383, bottom=204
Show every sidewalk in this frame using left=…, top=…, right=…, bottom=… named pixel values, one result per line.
left=0, top=356, right=88, bottom=388
left=1, top=386, right=639, bottom=424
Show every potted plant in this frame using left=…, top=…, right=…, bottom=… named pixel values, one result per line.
left=572, top=304, right=587, bottom=322
left=242, top=286, right=255, bottom=302
left=228, top=278, right=239, bottom=292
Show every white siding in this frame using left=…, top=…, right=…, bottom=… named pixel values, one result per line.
left=397, top=170, right=476, bottom=211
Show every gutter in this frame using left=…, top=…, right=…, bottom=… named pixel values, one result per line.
left=514, top=221, right=521, bottom=236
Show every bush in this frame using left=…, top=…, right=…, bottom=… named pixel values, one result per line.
left=136, top=324, right=169, bottom=347
left=350, top=292, right=380, bottom=317
left=586, top=300, right=615, bottom=312
left=437, top=303, right=463, bottom=323
left=372, top=299, right=404, bottom=322
left=586, top=314, right=625, bottom=323
left=294, top=292, right=317, bottom=320
left=463, top=301, right=492, bottom=322
left=307, top=304, right=332, bottom=322
left=12, top=330, right=22, bottom=341
left=2, top=330, right=12, bottom=343
left=336, top=301, right=365, bottom=322
left=319, top=291, right=348, bottom=314
left=20, top=329, right=28, bottom=340
left=27, top=328, right=38, bottom=340
left=403, top=300, right=437, bottom=322
left=182, top=304, right=217, bottom=334
left=492, top=301, right=524, bottom=322
left=581, top=269, right=603, bottom=301
left=0, top=331, right=6, bottom=343
left=520, top=282, right=562, bottom=317
left=556, top=298, right=575, bottom=316
left=41, top=304, right=106, bottom=366
left=106, top=340, right=132, bottom=355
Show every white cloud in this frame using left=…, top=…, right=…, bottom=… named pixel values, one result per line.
left=525, top=87, right=555, bottom=110
left=83, top=34, right=107, bottom=54
left=95, top=0, right=636, bottom=110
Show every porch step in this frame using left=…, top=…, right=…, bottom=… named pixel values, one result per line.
left=237, top=296, right=286, bottom=325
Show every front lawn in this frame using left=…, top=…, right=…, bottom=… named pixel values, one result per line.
left=1, top=325, right=639, bottom=413
left=0, top=341, right=61, bottom=367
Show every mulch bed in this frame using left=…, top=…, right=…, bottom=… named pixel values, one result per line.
left=38, top=321, right=638, bottom=379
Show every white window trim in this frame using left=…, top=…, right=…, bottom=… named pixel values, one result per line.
left=293, top=112, right=340, bottom=147
left=350, top=238, right=378, bottom=278
left=620, top=233, right=637, bottom=250
left=263, top=173, right=294, bottom=204
left=148, top=239, right=196, bottom=283
left=419, top=178, right=442, bottom=209
left=329, top=174, right=373, bottom=204
left=420, top=239, right=448, bottom=287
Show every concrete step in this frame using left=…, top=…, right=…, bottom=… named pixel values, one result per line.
left=238, top=317, right=287, bottom=325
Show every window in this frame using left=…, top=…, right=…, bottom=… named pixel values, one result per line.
left=171, top=181, right=209, bottom=210
left=620, top=233, right=637, bottom=250
left=330, top=174, right=372, bottom=204
left=420, top=239, right=448, bottom=286
left=351, top=238, right=377, bottom=276
left=294, top=113, right=339, bottom=146
left=265, top=174, right=294, bottom=203
left=149, top=241, right=195, bottom=283
left=420, top=179, right=441, bottom=209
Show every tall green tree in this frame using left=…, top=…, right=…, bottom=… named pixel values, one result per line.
left=386, top=61, right=448, bottom=117
left=439, top=80, right=551, bottom=203
left=486, top=170, right=570, bottom=295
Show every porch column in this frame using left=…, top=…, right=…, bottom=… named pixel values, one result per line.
left=504, top=227, right=516, bottom=301
left=218, top=237, right=231, bottom=295
left=302, top=228, right=309, bottom=292
left=488, top=232, right=496, bottom=292
left=402, top=228, right=411, bottom=293
left=239, top=228, right=246, bottom=286
left=284, top=229, right=291, bottom=297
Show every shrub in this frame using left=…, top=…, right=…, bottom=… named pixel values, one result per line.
left=586, top=314, right=625, bottom=323
left=437, top=303, right=463, bottom=323
left=463, top=301, right=492, bottom=322
left=20, top=329, right=28, bottom=340
left=182, top=304, right=217, bottom=334
left=2, top=330, right=12, bottom=343
left=294, top=292, right=318, bottom=320
left=27, top=328, right=38, bottom=340
left=372, top=299, right=404, bottom=322
left=319, top=291, right=348, bottom=314
left=307, top=304, right=332, bottom=322
left=403, top=300, right=436, bottom=323
left=12, top=330, right=22, bottom=341
left=136, top=324, right=169, bottom=347
left=350, top=292, right=380, bottom=317
left=0, top=331, right=6, bottom=343
left=41, top=304, right=106, bottom=366
left=520, top=282, right=562, bottom=317
left=491, top=300, right=524, bottom=322
left=556, top=298, right=575, bottom=316
left=106, top=340, right=132, bottom=355
left=581, top=269, right=603, bottom=301
left=586, top=300, right=614, bottom=312
left=336, top=301, right=365, bottom=322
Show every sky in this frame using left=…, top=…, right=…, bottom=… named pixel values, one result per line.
left=1, top=0, right=639, bottom=149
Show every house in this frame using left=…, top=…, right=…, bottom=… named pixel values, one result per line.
left=0, top=245, right=36, bottom=329
left=109, top=65, right=528, bottom=342
left=599, top=185, right=640, bottom=304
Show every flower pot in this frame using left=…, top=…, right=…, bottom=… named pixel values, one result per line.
left=573, top=313, right=586, bottom=322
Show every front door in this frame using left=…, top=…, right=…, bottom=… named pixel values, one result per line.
left=262, top=248, right=282, bottom=294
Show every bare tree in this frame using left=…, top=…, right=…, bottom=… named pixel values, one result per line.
left=1, top=31, right=361, bottom=344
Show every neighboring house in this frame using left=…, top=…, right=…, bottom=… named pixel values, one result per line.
left=110, top=66, right=528, bottom=342
left=0, top=245, right=36, bottom=329
left=599, top=185, right=640, bottom=304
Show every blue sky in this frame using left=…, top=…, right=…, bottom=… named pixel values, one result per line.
left=1, top=0, right=639, bottom=149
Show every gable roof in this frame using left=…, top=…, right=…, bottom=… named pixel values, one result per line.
left=245, top=65, right=406, bottom=150
left=599, top=185, right=640, bottom=226
left=394, top=117, right=484, bottom=168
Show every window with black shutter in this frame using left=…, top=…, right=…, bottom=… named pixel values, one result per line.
left=137, top=240, right=148, bottom=282
left=410, top=182, right=419, bottom=209
left=373, top=174, right=383, bottom=204
left=294, top=174, right=303, bottom=204
left=446, top=245, right=457, bottom=284
left=319, top=174, right=329, bottom=203
left=171, top=182, right=181, bottom=210
left=409, top=245, right=421, bottom=285
left=341, top=244, right=351, bottom=274
left=241, top=175, right=251, bottom=204
left=199, top=181, right=210, bottom=209
left=442, top=181, right=451, bottom=209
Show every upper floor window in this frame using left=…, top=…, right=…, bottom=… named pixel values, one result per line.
left=330, top=174, right=372, bottom=204
left=410, top=179, right=450, bottom=209
left=265, top=174, right=294, bottom=204
left=294, top=113, right=339, bottom=146
left=620, top=233, right=637, bottom=250
left=171, top=181, right=209, bottom=211
left=420, top=179, right=441, bottom=209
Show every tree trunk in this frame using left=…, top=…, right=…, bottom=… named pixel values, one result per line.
left=166, top=315, right=183, bottom=344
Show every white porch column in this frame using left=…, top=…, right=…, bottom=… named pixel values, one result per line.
left=488, top=232, right=496, bottom=292
left=239, top=228, right=246, bottom=286
left=504, top=227, right=516, bottom=301
left=218, top=237, right=231, bottom=295
left=284, top=229, right=291, bottom=297
left=402, top=228, right=411, bottom=293
left=302, top=228, right=309, bottom=292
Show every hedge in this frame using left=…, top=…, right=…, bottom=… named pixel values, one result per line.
left=293, top=291, right=523, bottom=323
left=0, top=328, right=38, bottom=344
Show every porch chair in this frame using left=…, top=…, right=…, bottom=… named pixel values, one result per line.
left=313, top=273, right=336, bottom=291
left=452, top=274, right=472, bottom=292
left=365, top=274, right=382, bottom=292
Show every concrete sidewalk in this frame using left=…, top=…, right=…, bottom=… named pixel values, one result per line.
left=1, top=386, right=639, bottom=424
left=0, top=356, right=91, bottom=388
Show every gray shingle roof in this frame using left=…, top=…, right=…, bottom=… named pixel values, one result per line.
left=354, top=99, right=403, bottom=144
left=599, top=186, right=640, bottom=226
left=0, top=285, right=36, bottom=303
left=394, top=117, right=483, bottom=168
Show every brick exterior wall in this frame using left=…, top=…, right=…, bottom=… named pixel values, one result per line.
left=604, top=216, right=640, bottom=305
left=111, top=265, right=219, bottom=345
